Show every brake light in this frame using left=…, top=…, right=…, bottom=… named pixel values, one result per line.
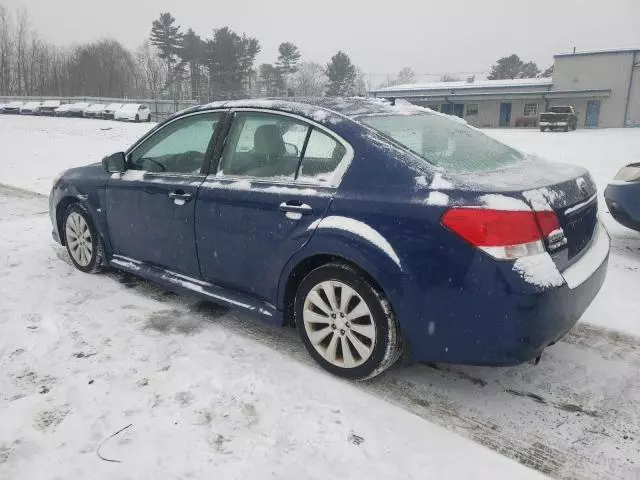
left=441, top=208, right=564, bottom=259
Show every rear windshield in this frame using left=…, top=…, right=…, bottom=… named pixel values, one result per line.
left=359, top=113, right=525, bottom=173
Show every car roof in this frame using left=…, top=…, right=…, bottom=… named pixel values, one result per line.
left=194, top=97, right=404, bottom=120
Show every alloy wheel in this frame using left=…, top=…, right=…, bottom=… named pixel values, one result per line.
left=65, top=212, right=93, bottom=267
left=302, top=281, right=376, bottom=368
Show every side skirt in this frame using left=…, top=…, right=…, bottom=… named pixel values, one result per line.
left=110, top=255, right=283, bottom=326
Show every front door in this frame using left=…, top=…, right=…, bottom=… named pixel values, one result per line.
left=196, top=110, right=350, bottom=304
left=106, top=111, right=224, bottom=277
left=499, top=103, right=512, bottom=126
left=585, top=100, right=601, bottom=127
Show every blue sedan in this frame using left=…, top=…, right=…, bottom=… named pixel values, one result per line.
left=605, top=163, right=640, bottom=231
left=49, top=98, right=610, bottom=380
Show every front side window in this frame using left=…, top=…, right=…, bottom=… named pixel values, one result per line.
left=524, top=103, right=538, bottom=117
left=130, top=112, right=221, bottom=174
left=219, top=112, right=349, bottom=184
left=359, top=113, right=525, bottom=173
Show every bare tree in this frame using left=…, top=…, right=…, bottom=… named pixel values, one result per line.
left=294, top=61, right=327, bottom=97
left=0, top=5, right=13, bottom=95
left=137, top=41, right=168, bottom=105
left=14, top=7, right=29, bottom=95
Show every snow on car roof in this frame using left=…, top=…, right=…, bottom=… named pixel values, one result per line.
left=196, top=97, right=416, bottom=119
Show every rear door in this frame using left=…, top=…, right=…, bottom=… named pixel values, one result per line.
left=196, top=109, right=352, bottom=303
left=106, top=111, right=224, bottom=277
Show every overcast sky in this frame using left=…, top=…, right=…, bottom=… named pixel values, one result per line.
left=2, top=0, right=639, bottom=82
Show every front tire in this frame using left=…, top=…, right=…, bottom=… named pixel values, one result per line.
left=294, top=262, right=402, bottom=380
left=135, top=114, right=139, bottom=122
left=540, top=126, right=546, bottom=132
left=63, top=204, right=104, bottom=273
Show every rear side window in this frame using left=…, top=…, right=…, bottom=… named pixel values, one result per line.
left=298, top=129, right=346, bottom=184
left=219, top=112, right=348, bottom=184
left=359, top=113, right=524, bottom=173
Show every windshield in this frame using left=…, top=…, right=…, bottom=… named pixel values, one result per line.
left=359, top=113, right=525, bottom=173
left=106, top=103, right=122, bottom=110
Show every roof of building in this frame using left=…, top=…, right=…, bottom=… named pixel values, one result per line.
left=371, top=77, right=553, bottom=94
left=554, top=46, right=640, bottom=58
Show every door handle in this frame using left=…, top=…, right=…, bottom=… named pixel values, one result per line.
left=279, top=202, right=313, bottom=215
left=169, top=190, right=193, bottom=202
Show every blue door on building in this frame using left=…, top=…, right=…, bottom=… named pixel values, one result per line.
left=499, top=103, right=512, bottom=127
left=441, top=103, right=453, bottom=115
left=453, top=104, right=464, bottom=118
left=585, top=100, right=601, bottom=127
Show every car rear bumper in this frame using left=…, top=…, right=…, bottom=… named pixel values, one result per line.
left=604, top=182, right=640, bottom=231
left=540, top=121, right=568, bottom=127
left=400, top=224, right=610, bottom=365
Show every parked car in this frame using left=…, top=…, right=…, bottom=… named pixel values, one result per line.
left=49, top=99, right=610, bottom=380
left=84, top=104, right=107, bottom=119
left=102, top=103, right=123, bottom=120
left=604, top=163, right=640, bottom=231
left=19, top=101, right=42, bottom=115
left=0, top=103, right=6, bottom=112
left=54, top=104, right=73, bottom=117
left=114, top=103, right=151, bottom=122
left=66, top=102, right=91, bottom=117
left=539, top=105, right=577, bottom=132
left=39, top=100, right=62, bottom=116
left=3, top=101, right=24, bottom=114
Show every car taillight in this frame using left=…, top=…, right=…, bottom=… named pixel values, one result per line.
left=441, top=208, right=564, bottom=259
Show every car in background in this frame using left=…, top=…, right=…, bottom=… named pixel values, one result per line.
left=84, top=104, right=107, bottom=119
left=54, top=104, right=73, bottom=116
left=19, top=101, right=42, bottom=115
left=605, top=163, right=640, bottom=231
left=539, top=106, right=577, bottom=132
left=2, top=101, right=24, bottom=114
left=39, top=100, right=62, bottom=116
left=66, top=102, right=91, bottom=117
left=49, top=98, right=610, bottom=380
left=102, top=103, right=123, bottom=120
left=114, top=103, right=151, bottom=122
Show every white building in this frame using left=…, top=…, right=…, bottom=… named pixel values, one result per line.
left=370, top=47, right=640, bottom=128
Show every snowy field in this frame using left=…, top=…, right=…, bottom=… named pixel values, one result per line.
left=1, top=115, right=639, bottom=479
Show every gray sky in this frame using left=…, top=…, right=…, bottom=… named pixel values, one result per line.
left=3, top=0, right=640, bottom=82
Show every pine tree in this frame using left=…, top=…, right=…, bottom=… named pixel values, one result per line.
left=488, top=54, right=540, bottom=80
left=325, top=51, right=356, bottom=97
left=205, top=27, right=260, bottom=99
left=542, top=65, right=554, bottom=78
left=180, top=28, right=205, bottom=100
left=276, top=42, right=301, bottom=74
left=150, top=12, right=183, bottom=97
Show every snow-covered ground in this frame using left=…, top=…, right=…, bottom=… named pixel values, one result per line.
left=1, top=115, right=640, bottom=479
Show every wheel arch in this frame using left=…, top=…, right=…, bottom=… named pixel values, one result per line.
left=278, top=245, right=404, bottom=329
left=55, top=196, right=82, bottom=246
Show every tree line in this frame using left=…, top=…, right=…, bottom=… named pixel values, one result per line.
left=0, top=5, right=369, bottom=101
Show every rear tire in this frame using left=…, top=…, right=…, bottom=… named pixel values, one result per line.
left=135, top=114, right=139, bottom=122
left=63, top=204, right=104, bottom=274
left=294, top=262, right=402, bottom=380
left=540, top=127, right=546, bottom=132
left=564, top=125, right=569, bottom=132
left=147, top=115, right=151, bottom=122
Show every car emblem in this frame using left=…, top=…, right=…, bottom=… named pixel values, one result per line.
left=576, top=177, right=589, bottom=195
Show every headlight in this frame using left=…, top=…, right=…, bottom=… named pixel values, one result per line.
left=613, top=164, right=640, bottom=182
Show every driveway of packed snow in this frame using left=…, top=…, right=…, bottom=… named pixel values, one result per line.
left=1, top=115, right=639, bottom=479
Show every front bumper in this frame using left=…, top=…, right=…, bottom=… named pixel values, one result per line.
left=604, top=182, right=640, bottom=231
left=401, top=224, right=610, bottom=365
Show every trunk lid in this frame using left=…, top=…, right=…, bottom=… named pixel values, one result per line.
left=455, top=158, right=598, bottom=270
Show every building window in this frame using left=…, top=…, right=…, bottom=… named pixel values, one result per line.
left=466, top=104, right=479, bottom=116
left=524, top=103, right=538, bottom=117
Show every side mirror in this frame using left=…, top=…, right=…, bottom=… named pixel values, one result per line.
left=102, top=152, right=126, bottom=173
